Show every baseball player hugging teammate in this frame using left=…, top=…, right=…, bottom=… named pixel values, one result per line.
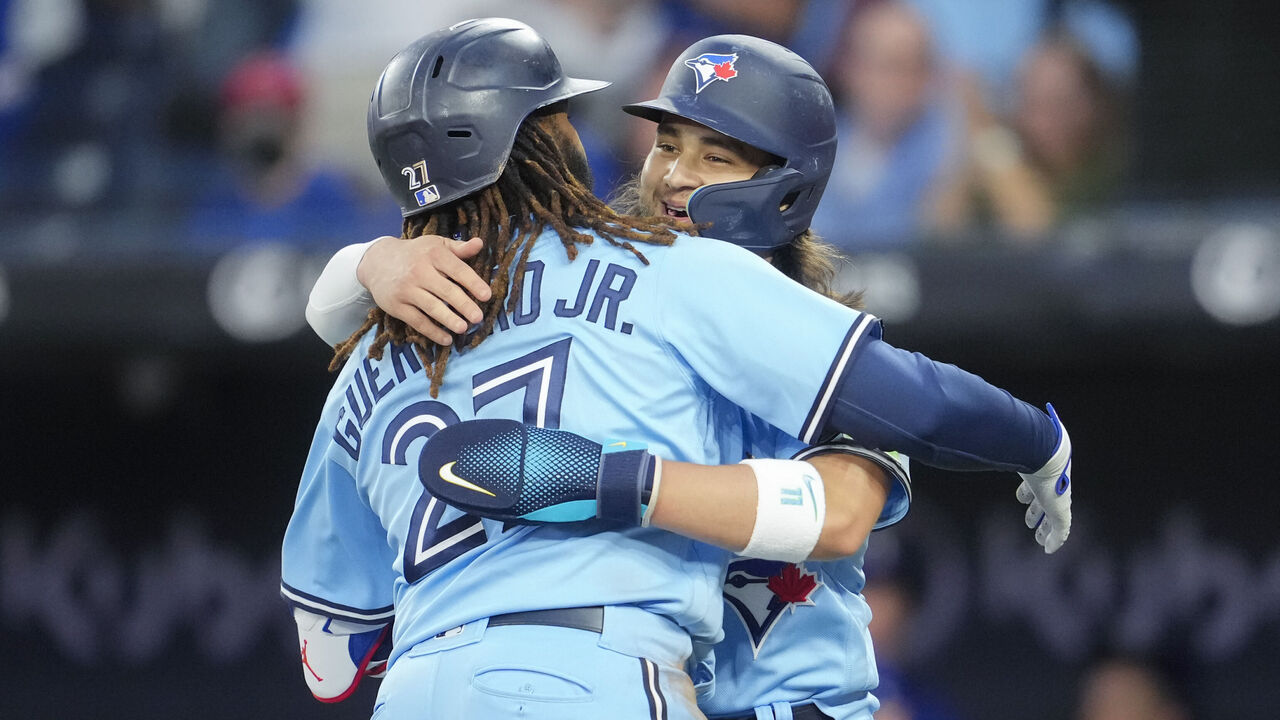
left=284, top=18, right=1073, bottom=720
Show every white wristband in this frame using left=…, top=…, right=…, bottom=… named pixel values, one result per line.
left=739, top=459, right=826, bottom=563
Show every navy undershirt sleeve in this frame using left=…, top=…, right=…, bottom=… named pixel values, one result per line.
left=823, top=338, right=1057, bottom=472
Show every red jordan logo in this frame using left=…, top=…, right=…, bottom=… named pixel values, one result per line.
left=301, top=639, right=324, bottom=682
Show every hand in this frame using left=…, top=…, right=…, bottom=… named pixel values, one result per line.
left=1016, top=403, right=1072, bottom=553
left=356, top=235, right=492, bottom=345
left=419, top=420, right=658, bottom=525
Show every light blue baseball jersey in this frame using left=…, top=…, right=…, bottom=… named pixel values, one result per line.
left=281, top=228, right=880, bottom=666
left=700, top=418, right=912, bottom=719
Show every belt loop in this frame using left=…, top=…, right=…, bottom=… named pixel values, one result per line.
left=770, top=701, right=794, bottom=720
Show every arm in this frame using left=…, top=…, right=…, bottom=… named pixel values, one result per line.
left=281, top=423, right=398, bottom=699
left=823, top=339, right=1073, bottom=553
left=419, top=419, right=907, bottom=562
left=306, top=240, right=377, bottom=347
left=652, top=239, right=1072, bottom=551
left=647, top=448, right=892, bottom=561
left=305, top=235, right=492, bottom=347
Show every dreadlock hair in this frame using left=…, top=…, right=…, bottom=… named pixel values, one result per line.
left=610, top=174, right=863, bottom=310
left=330, top=111, right=678, bottom=397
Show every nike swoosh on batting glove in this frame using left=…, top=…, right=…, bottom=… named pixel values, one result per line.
left=1016, top=403, right=1072, bottom=553
left=419, top=419, right=658, bottom=525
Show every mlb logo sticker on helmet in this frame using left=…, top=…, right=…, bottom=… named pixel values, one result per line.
left=415, top=185, right=440, bottom=207
left=684, top=52, right=738, bottom=93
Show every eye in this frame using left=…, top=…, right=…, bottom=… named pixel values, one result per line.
left=656, top=142, right=678, bottom=153
left=706, top=154, right=732, bottom=165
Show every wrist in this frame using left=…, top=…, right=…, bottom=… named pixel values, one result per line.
left=739, top=459, right=826, bottom=562
left=353, top=238, right=385, bottom=290
left=596, top=447, right=659, bottom=525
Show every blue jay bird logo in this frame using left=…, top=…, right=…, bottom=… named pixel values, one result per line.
left=684, top=52, right=739, bottom=93
left=723, top=558, right=821, bottom=656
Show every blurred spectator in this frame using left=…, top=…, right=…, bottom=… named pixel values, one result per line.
left=161, top=0, right=301, bottom=162
left=1075, top=653, right=1194, bottom=720
left=0, top=0, right=301, bottom=220
left=655, top=1, right=859, bottom=71
left=183, top=51, right=387, bottom=254
left=904, top=0, right=1137, bottom=114
left=811, top=0, right=961, bottom=253
left=929, top=31, right=1128, bottom=241
left=656, top=0, right=806, bottom=44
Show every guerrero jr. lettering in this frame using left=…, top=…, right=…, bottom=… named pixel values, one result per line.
left=494, top=259, right=638, bottom=335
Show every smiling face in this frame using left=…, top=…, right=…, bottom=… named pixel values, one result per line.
left=637, top=115, right=778, bottom=227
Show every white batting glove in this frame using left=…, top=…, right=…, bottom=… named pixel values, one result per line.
left=1015, top=404, right=1072, bottom=553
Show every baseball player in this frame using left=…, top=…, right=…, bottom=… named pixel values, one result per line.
left=283, top=18, right=1071, bottom=720
left=423, top=37, right=930, bottom=720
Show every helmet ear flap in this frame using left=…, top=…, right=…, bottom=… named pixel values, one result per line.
left=752, top=164, right=782, bottom=180
left=687, top=167, right=808, bottom=253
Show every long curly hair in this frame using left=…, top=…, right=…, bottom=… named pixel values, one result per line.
left=331, top=114, right=679, bottom=397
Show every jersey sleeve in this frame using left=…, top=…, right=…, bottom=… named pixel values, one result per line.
left=281, top=433, right=397, bottom=626
left=656, top=238, right=880, bottom=444
left=306, top=241, right=378, bottom=347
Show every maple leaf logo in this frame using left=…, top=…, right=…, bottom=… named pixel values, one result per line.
left=766, top=563, right=819, bottom=604
left=713, top=61, right=737, bottom=80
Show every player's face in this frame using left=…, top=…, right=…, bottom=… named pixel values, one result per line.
left=638, top=115, right=775, bottom=228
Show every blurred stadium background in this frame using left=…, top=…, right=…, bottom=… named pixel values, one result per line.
left=1, top=1, right=1277, bottom=719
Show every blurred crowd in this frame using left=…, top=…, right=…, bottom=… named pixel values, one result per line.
left=860, top=532, right=1198, bottom=720
left=0, top=0, right=1138, bottom=257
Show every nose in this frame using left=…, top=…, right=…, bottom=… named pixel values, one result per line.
left=664, top=154, right=702, bottom=192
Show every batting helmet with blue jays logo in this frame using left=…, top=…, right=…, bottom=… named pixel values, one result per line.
left=368, top=18, right=610, bottom=217
left=624, top=35, right=837, bottom=252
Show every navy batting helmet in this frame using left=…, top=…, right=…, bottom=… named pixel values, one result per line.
left=368, top=18, right=610, bottom=217
left=623, top=35, right=836, bottom=252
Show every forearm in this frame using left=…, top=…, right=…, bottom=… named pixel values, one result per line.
left=806, top=453, right=889, bottom=560
left=827, top=337, right=1058, bottom=472
left=417, top=421, right=901, bottom=561
left=647, top=461, right=758, bottom=552
left=647, top=455, right=890, bottom=561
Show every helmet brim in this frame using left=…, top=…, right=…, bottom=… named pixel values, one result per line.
left=621, top=99, right=670, bottom=124
left=558, top=77, right=612, bottom=102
